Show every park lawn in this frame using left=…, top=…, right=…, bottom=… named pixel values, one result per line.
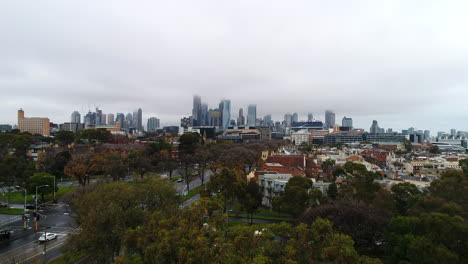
left=3, top=186, right=77, bottom=204
left=0, top=208, right=28, bottom=215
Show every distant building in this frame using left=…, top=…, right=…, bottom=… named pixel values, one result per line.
left=115, top=113, right=125, bottom=129
left=307, top=113, right=313, bottom=122
left=59, top=123, right=84, bottom=132
left=71, top=111, right=81, bottom=123
left=192, top=95, right=202, bottom=126
left=259, top=173, right=292, bottom=207
left=342, top=117, right=353, bottom=128
left=324, top=132, right=363, bottom=145
left=451, top=129, right=456, bottom=136
left=95, top=108, right=103, bottom=126
left=291, top=121, right=323, bottom=131
left=17, top=109, right=50, bottom=136
left=247, top=104, right=257, bottom=128
left=84, top=111, right=96, bottom=129
left=263, top=115, right=272, bottom=127
left=0, top=124, right=12, bottom=132
left=134, top=108, right=143, bottom=131
left=125, top=113, right=133, bottom=128
left=101, top=114, right=107, bottom=125
left=147, top=117, right=160, bottom=131
left=180, top=116, right=192, bottom=129
left=292, top=113, right=298, bottom=123
left=291, top=129, right=310, bottom=145
left=107, top=113, right=115, bottom=125
left=424, top=130, right=430, bottom=140
left=208, top=110, right=221, bottom=127
left=237, top=108, right=245, bottom=126
left=221, top=99, right=231, bottom=130
left=370, top=120, right=384, bottom=134
left=325, top=110, right=335, bottom=129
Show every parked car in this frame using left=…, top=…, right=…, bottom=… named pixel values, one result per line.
left=26, top=203, right=35, bottom=209
left=38, top=233, right=57, bottom=242
left=176, top=178, right=183, bottom=183
left=0, top=201, right=7, bottom=208
left=0, top=228, right=12, bottom=240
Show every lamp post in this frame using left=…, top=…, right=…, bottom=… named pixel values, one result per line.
left=43, top=175, right=56, bottom=202
left=15, top=186, right=27, bottom=229
left=35, top=185, right=49, bottom=231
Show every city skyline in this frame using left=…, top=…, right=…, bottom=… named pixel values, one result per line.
left=1, top=1, right=468, bottom=131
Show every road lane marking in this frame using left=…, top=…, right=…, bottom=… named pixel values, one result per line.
left=15, top=242, right=64, bottom=264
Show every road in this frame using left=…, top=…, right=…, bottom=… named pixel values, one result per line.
left=0, top=203, right=76, bottom=264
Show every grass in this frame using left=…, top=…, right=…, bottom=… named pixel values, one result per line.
left=181, top=184, right=205, bottom=202
left=48, top=251, right=87, bottom=264
left=0, top=186, right=77, bottom=204
left=0, top=208, right=28, bottom=215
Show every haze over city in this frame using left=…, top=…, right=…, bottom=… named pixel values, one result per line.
left=2, top=0, right=468, bottom=131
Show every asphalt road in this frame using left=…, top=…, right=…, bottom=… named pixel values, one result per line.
left=0, top=203, right=76, bottom=264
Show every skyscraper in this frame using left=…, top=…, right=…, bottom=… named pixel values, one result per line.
left=209, top=109, right=221, bottom=127
left=95, top=108, right=103, bottom=126
left=147, top=117, right=160, bottom=131
left=136, top=108, right=143, bottom=131
left=201, top=103, right=208, bottom=126
left=71, top=111, right=81, bottom=123
left=84, top=111, right=96, bottom=128
left=17, top=109, right=50, bottom=136
left=101, top=114, right=107, bottom=125
left=370, top=120, right=382, bottom=134
left=126, top=113, right=133, bottom=128
left=451, top=129, right=456, bottom=136
left=307, top=113, right=313, bottom=122
left=221, top=99, right=231, bottom=130
left=342, top=117, right=353, bottom=128
left=115, top=113, right=124, bottom=129
left=292, top=113, right=298, bottom=123
left=192, top=95, right=202, bottom=126
left=325, top=110, right=335, bottom=129
left=284, top=113, right=292, bottom=128
left=107, top=113, right=115, bottom=125
left=237, top=108, right=245, bottom=126
left=263, top=115, right=272, bottom=127
left=247, top=104, right=257, bottom=128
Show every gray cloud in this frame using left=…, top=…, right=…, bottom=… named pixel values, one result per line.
left=1, top=0, right=468, bottom=132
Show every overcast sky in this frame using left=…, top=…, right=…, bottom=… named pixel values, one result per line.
left=1, top=0, right=468, bottom=133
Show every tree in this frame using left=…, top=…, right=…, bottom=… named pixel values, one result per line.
left=327, top=182, right=338, bottom=200
left=300, top=200, right=392, bottom=255
left=28, top=172, right=57, bottom=201
left=100, top=153, right=127, bottom=181
left=429, top=170, right=468, bottom=212
left=391, top=182, right=421, bottom=215
left=458, top=158, right=468, bottom=177
left=64, top=154, right=93, bottom=186
left=238, top=180, right=262, bottom=224
left=207, top=168, right=240, bottom=212
left=276, top=176, right=314, bottom=218
left=54, top=130, right=75, bottom=146
left=194, top=145, right=210, bottom=184
left=159, top=150, right=178, bottom=179
left=127, top=151, right=153, bottom=179
left=428, top=145, right=440, bottom=154
left=76, top=129, right=112, bottom=144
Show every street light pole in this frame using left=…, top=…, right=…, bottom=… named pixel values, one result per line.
left=15, top=186, right=27, bottom=229
left=35, top=185, right=49, bottom=231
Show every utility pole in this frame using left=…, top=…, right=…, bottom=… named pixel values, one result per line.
left=35, top=185, right=49, bottom=231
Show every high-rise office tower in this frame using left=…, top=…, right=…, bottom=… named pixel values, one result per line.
left=263, top=115, right=272, bottom=127
left=424, top=130, right=430, bottom=140
left=136, top=108, right=143, bottom=131
left=370, top=120, right=381, bottom=134
left=209, top=109, right=221, bottom=127
left=95, top=108, right=103, bottom=126
left=201, top=103, right=208, bottom=126
left=147, top=117, right=160, bottom=131
left=292, top=113, right=298, bottom=123
left=107, top=113, right=115, bottom=125
left=192, top=95, right=202, bottom=126
left=284, top=113, right=292, bottom=128
left=342, top=117, right=353, bottom=128
left=325, top=110, right=335, bottom=129
left=221, top=99, right=231, bottom=130
left=115, top=113, right=124, bottom=129
left=71, top=111, right=81, bottom=123
left=84, top=111, right=96, bottom=128
left=247, top=104, right=257, bottom=128
left=450, top=129, right=456, bottom=136
left=237, top=108, right=245, bottom=126
left=408, top=127, right=415, bottom=135
left=307, top=113, right=313, bottom=122
left=101, top=114, right=107, bottom=125
left=126, top=113, right=133, bottom=128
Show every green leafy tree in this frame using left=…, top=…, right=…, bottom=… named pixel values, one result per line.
left=54, top=130, right=75, bottom=146
left=277, top=176, right=313, bottom=218
left=238, top=180, right=263, bottom=224
left=391, top=182, right=421, bottom=215
left=207, top=168, right=240, bottom=212
left=28, top=172, right=57, bottom=201
left=327, top=182, right=339, bottom=200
